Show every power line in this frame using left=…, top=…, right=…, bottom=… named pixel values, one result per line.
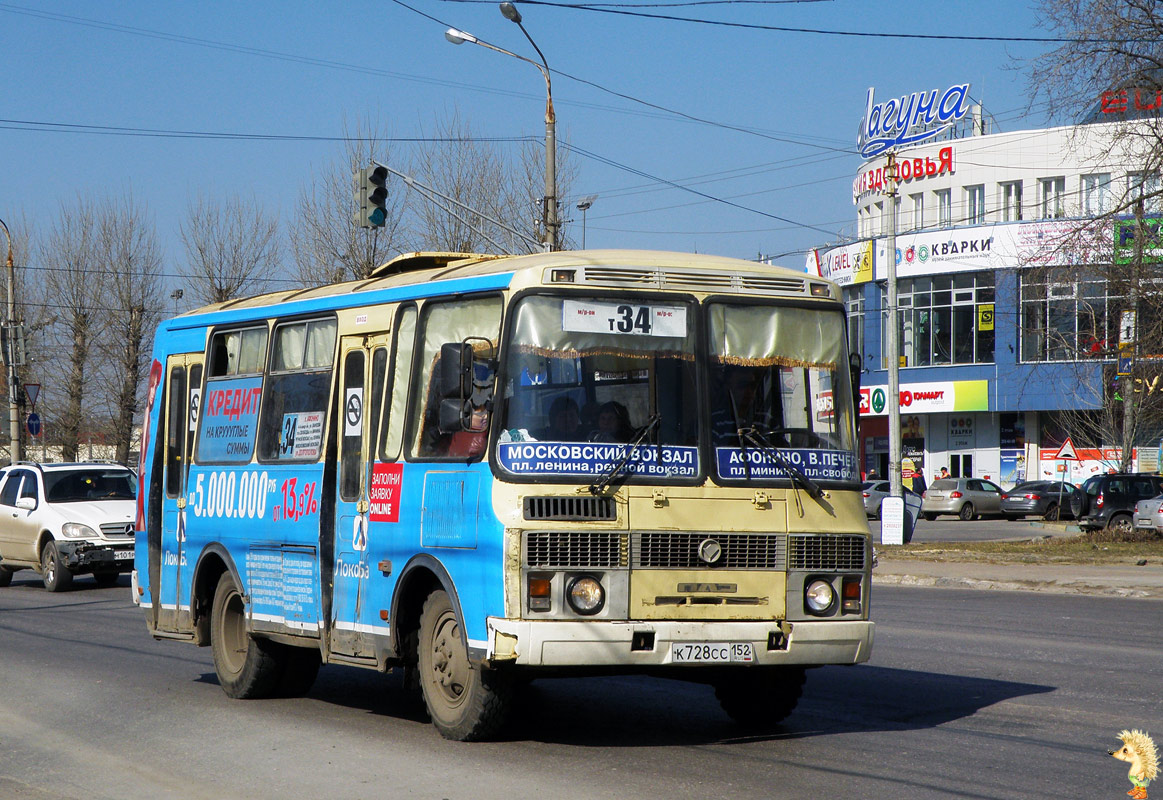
left=447, top=0, right=1123, bottom=43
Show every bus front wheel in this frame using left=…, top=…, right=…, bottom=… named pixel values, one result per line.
left=417, top=590, right=512, bottom=741
left=210, top=572, right=282, bottom=699
left=715, top=666, right=806, bottom=729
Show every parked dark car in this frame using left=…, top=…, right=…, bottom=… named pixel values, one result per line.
left=1070, top=473, right=1163, bottom=535
left=1000, top=480, right=1076, bottom=521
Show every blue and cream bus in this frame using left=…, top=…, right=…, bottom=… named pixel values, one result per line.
left=134, top=249, right=872, bottom=740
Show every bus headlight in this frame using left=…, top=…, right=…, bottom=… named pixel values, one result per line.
left=805, top=579, right=835, bottom=615
left=566, top=575, right=605, bottom=616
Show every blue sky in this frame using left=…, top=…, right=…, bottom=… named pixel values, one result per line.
left=1, top=1, right=1053, bottom=290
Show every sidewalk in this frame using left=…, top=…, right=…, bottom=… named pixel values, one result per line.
left=873, top=557, right=1163, bottom=599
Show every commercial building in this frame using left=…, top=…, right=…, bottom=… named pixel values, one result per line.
left=809, top=84, right=1163, bottom=488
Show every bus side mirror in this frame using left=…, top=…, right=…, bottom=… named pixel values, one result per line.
left=849, top=352, right=862, bottom=424
left=439, top=342, right=472, bottom=399
left=438, top=397, right=467, bottom=434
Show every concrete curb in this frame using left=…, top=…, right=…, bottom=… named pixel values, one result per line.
left=872, top=571, right=1159, bottom=599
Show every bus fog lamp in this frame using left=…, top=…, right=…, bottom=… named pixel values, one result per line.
left=566, top=576, right=604, bottom=615
left=805, top=579, right=835, bottom=614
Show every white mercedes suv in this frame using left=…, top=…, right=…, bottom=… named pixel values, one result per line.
left=0, top=463, right=136, bottom=591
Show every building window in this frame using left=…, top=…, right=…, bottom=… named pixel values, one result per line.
left=910, top=192, right=924, bottom=230
left=966, top=184, right=986, bottom=224
left=1040, top=177, right=1066, bottom=219
left=1128, top=171, right=1162, bottom=213
left=1020, top=270, right=1115, bottom=362
left=844, top=286, right=865, bottom=358
left=873, top=201, right=884, bottom=236
left=1000, top=181, right=1023, bottom=222
left=936, top=189, right=951, bottom=228
left=882, top=272, right=995, bottom=367
left=1082, top=173, right=1111, bottom=216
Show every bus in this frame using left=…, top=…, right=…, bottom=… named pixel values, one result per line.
left=134, top=249, right=872, bottom=741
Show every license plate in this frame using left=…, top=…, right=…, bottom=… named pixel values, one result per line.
left=670, top=642, right=754, bottom=663
left=1137, top=519, right=1153, bottom=528
left=114, top=550, right=134, bottom=560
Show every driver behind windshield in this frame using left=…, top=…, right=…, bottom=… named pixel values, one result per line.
left=711, top=365, right=775, bottom=445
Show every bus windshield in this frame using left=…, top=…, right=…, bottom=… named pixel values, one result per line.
left=496, top=293, right=858, bottom=485
left=497, top=293, right=699, bottom=479
left=708, top=301, right=857, bottom=484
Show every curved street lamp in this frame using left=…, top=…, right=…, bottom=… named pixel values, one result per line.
left=445, top=3, right=558, bottom=250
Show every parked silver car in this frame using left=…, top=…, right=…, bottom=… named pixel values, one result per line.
left=862, top=480, right=922, bottom=519
left=1132, top=493, right=1163, bottom=535
left=921, top=477, right=1004, bottom=521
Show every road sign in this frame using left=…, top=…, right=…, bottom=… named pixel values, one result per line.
left=1053, top=436, right=1079, bottom=461
left=1118, top=354, right=1134, bottom=376
left=26, top=411, right=41, bottom=437
left=24, top=383, right=39, bottom=409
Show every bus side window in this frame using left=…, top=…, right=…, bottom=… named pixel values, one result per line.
left=381, top=305, right=417, bottom=462
left=165, top=366, right=187, bottom=497
left=258, top=318, right=337, bottom=462
left=408, top=296, right=502, bottom=459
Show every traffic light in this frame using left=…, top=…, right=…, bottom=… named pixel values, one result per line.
left=354, top=165, right=389, bottom=228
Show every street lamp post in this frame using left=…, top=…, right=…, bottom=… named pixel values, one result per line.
left=576, top=196, right=595, bottom=249
left=0, top=217, right=19, bottom=463
left=445, top=2, right=558, bottom=250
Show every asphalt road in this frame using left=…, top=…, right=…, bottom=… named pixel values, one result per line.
left=1, top=572, right=1159, bottom=799
left=868, top=512, right=1068, bottom=543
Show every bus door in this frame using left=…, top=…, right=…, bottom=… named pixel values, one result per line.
left=159, top=353, right=203, bottom=633
left=331, top=333, right=390, bottom=657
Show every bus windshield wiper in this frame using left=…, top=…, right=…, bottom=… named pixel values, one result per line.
left=738, top=425, right=824, bottom=502
left=588, top=413, right=662, bottom=495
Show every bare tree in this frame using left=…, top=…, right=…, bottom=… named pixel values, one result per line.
left=92, top=195, right=165, bottom=464
left=291, top=116, right=409, bottom=285
left=404, top=110, right=572, bottom=256
left=1019, top=1, right=1163, bottom=465
left=180, top=196, right=280, bottom=304
left=39, top=197, right=102, bottom=461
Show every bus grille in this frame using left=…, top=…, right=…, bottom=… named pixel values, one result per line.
left=787, top=534, right=866, bottom=571
left=523, top=496, right=616, bottom=521
left=632, top=532, right=786, bottom=570
left=525, top=532, right=627, bottom=568
left=580, top=267, right=807, bottom=296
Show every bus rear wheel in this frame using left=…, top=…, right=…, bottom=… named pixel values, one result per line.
left=417, top=590, right=512, bottom=741
left=715, top=666, right=806, bottom=729
left=210, top=572, right=282, bottom=699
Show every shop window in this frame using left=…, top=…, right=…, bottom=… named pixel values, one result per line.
left=1019, top=270, right=1126, bottom=362
left=882, top=272, right=994, bottom=366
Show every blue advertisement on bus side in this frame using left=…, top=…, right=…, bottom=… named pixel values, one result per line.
left=715, top=447, right=858, bottom=482
left=197, top=376, right=263, bottom=463
left=498, top=441, right=698, bottom=478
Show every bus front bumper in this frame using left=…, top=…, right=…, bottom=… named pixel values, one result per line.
left=485, top=618, right=873, bottom=668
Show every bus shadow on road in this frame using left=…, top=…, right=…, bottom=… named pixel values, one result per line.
left=239, top=662, right=1054, bottom=746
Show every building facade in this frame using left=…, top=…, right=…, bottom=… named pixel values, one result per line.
left=809, top=86, right=1163, bottom=488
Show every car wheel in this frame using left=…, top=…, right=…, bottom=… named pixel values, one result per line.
left=0, top=566, right=14, bottom=587
left=418, top=589, right=512, bottom=741
left=41, top=542, right=73, bottom=592
left=93, top=570, right=120, bottom=588
left=873, top=501, right=882, bottom=520
left=959, top=503, right=976, bottom=522
left=1043, top=503, right=1059, bottom=522
left=1106, top=513, right=1134, bottom=538
left=210, top=572, right=282, bottom=699
left=715, top=666, right=806, bottom=729
left=922, top=512, right=938, bottom=521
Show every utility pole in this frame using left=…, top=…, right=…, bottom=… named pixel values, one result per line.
left=884, top=154, right=902, bottom=499
left=0, top=217, right=19, bottom=464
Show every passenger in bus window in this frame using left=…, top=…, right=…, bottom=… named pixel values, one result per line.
left=443, top=404, right=489, bottom=459
left=544, top=396, right=583, bottom=441
left=589, top=401, right=633, bottom=443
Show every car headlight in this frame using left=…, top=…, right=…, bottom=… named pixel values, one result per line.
left=805, top=579, right=836, bottom=614
left=566, top=575, right=605, bottom=616
left=61, top=522, right=98, bottom=539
